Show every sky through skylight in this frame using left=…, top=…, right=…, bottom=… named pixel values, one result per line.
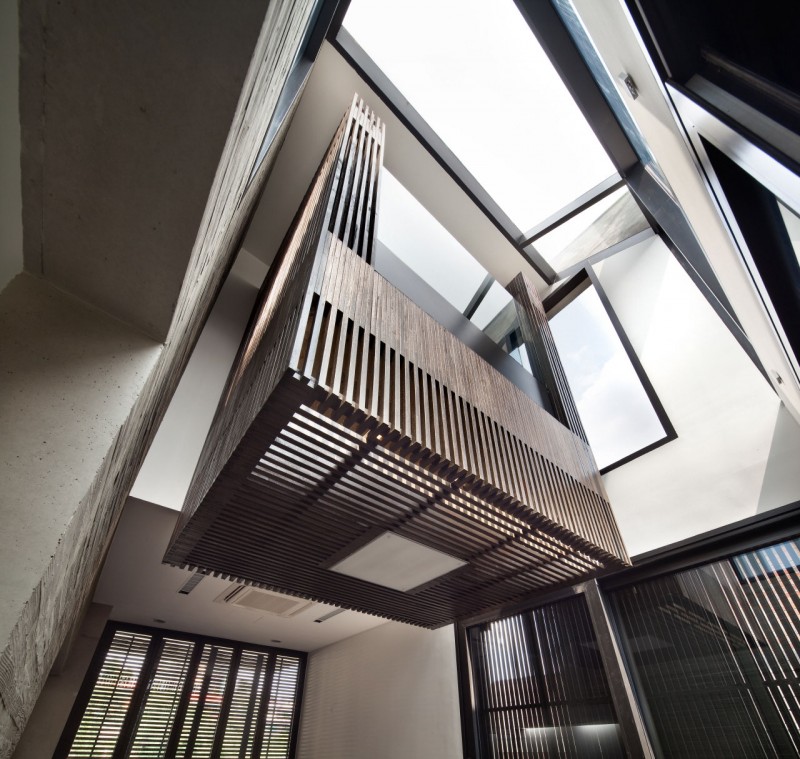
left=344, top=0, right=616, bottom=232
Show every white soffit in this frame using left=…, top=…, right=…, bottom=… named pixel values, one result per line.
left=329, top=532, right=467, bottom=591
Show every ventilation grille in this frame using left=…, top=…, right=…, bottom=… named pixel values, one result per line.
left=215, top=584, right=315, bottom=617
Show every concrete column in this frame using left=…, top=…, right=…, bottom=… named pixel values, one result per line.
left=0, top=274, right=161, bottom=756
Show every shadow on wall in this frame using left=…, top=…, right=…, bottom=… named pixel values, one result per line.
left=757, top=403, right=800, bottom=512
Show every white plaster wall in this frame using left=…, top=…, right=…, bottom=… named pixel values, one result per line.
left=595, top=237, right=800, bottom=555
left=12, top=604, right=111, bottom=759
left=1, top=0, right=23, bottom=292
left=0, top=273, right=161, bottom=651
left=297, top=622, right=463, bottom=759
left=130, top=250, right=267, bottom=510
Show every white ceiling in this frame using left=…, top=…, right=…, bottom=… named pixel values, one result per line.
left=94, top=498, right=389, bottom=652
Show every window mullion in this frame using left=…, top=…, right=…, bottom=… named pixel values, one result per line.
left=250, top=653, right=278, bottom=759
left=210, top=647, right=243, bottom=759
left=163, top=640, right=204, bottom=759
left=183, top=645, right=219, bottom=755
left=115, top=634, right=163, bottom=759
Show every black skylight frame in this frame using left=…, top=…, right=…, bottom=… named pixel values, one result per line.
left=324, top=0, right=768, bottom=377
left=543, top=266, right=677, bottom=474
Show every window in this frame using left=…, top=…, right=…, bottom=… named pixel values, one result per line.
left=343, top=0, right=616, bottom=232
left=547, top=271, right=674, bottom=470
left=55, top=624, right=305, bottom=759
left=468, top=596, right=624, bottom=758
left=612, top=536, right=800, bottom=757
left=524, top=185, right=651, bottom=278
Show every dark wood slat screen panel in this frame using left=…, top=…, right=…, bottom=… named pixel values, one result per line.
left=55, top=626, right=305, bottom=759
left=469, top=597, right=625, bottom=758
left=611, top=537, right=800, bottom=758
left=165, top=96, right=629, bottom=629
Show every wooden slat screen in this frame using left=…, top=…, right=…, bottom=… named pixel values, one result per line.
left=611, top=537, right=800, bottom=758
left=469, top=597, right=624, bottom=758
left=166, top=95, right=629, bottom=628
left=56, top=625, right=305, bottom=759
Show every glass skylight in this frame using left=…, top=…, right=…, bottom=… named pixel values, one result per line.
left=531, top=187, right=650, bottom=275
left=549, top=286, right=666, bottom=469
left=344, top=0, right=616, bottom=232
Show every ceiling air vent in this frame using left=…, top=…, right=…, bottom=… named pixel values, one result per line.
left=214, top=584, right=315, bottom=618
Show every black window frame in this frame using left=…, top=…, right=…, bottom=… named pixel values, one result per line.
left=53, top=622, right=307, bottom=759
left=543, top=265, right=677, bottom=474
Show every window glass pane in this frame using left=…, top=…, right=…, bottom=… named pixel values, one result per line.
left=61, top=627, right=304, bottom=759
left=377, top=170, right=487, bottom=311
left=532, top=187, right=650, bottom=274
left=612, top=537, right=800, bottom=757
left=344, top=0, right=616, bottom=231
left=549, top=286, right=666, bottom=468
left=777, top=200, right=800, bottom=266
left=66, top=631, right=151, bottom=758
left=469, top=597, right=624, bottom=758
left=129, top=638, right=196, bottom=758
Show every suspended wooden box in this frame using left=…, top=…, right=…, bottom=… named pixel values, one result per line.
left=165, top=96, right=629, bottom=628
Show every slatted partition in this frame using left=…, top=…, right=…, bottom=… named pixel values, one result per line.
left=469, top=596, right=624, bottom=758
left=55, top=625, right=305, bottom=759
left=165, top=96, right=629, bottom=628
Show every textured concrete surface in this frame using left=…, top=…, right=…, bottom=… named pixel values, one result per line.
left=18, top=0, right=267, bottom=340
left=0, top=273, right=161, bottom=650
left=0, top=273, right=161, bottom=756
left=1, top=0, right=23, bottom=293
left=11, top=604, right=111, bottom=759
left=2, top=1, right=318, bottom=753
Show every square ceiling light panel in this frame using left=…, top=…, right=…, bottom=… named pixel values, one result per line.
left=328, top=532, right=468, bottom=592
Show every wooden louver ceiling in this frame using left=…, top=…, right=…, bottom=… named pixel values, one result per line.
left=164, top=95, right=630, bottom=628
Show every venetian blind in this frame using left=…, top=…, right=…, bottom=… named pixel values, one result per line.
left=57, top=626, right=305, bottom=759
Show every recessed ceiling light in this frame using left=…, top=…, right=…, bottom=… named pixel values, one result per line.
left=328, top=532, right=467, bottom=592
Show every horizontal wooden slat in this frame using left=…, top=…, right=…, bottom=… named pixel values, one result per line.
left=166, top=96, right=629, bottom=629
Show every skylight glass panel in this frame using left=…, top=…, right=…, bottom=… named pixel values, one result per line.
left=549, top=286, right=666, bottom=469
left=344, top=0, right=616, bottom=232
left=376, top=169, right=488, bottom=311
left=531, top=187, right=650, bottom=275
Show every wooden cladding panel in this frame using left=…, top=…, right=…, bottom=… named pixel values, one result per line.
left=168, top=376, right=619, bottom=628
left=166, top=95, right=629, bottom=628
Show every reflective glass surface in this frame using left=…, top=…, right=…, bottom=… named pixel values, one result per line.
left=613, top=537, right=800, bottom=758
left=532, top=187, right=650, bottom=275
left=549, top=286, right=666, bottom=469
left=778, top=200, right=800, bottom=266
left=344, top=0, right=616, bottom=231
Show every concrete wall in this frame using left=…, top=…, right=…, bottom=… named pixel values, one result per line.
left=12, top=604, right=111, bottom=759
left=297, top=622, right=463, bottom=759
left=1, top=0, right=23, bottom=292
left=0, top=273, right=161, bottom=756
left=595, top=237, right=800, bottom=555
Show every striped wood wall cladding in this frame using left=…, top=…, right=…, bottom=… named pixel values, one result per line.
left=166, top=96, right=629, bottom=628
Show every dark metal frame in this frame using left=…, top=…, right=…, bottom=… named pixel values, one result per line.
left=328, top=0, right=650, bottom=286
left=53, top=621, right=308, bottom=759
left=324, top=0, right=770, bottom=387
left=543, top=266, right=677, bottom=475
left=664, top=83, right=800, bottom=383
